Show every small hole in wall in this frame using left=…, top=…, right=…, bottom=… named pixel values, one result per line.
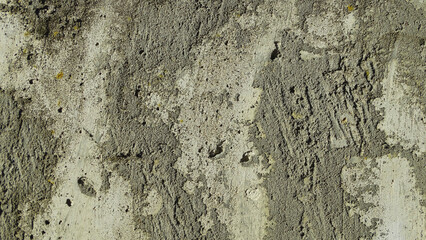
left=134, top=85, right=141, bottom=97
left=42, top=231, right=46, bottom=235
left=30, top=235, right=34, bottom=239
left=209, top=141, right=224, bottom=158
left=240, top=152, right=250, bottom=163
left=29, top=79, right=34, bottom=84
left=66, top=199, right=72, bottom=207
left=58, top=107, right=63, bottom=113
left=78, top=178, right=84, bottom=185
left=270, top=41, right=280, bottom=60
left=95, top=42, right=99, bottom=46
left=289, top=86, right=295, bottom=93
left=45, top=220, right=50, bottom=225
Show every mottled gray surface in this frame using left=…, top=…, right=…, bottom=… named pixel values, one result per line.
left=0, top=0, right=424, bottom=239
left=0, top=90, right=59, bottom=239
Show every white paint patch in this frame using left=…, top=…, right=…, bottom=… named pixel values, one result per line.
left=342, top=155, right=425, bottom=240
left=343, top=12, right=358, bottom=40
left=141, top=189, right=163, bottom=216
left=305, top=12, right=342, bottom=48
left=300, top=50, right=322, bottom=61
left=373, top=39, right=426, bottom=155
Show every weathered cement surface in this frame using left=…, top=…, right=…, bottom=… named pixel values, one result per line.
left=0, top=0, right=424, bottom=239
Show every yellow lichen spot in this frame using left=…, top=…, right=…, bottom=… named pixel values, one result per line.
left=365, top=70, right=370, bottom=78
left=347, top=5, right=355, bottom=12
left=56, top=71, right=64, bottom=79
left=23, top=48, right=28, bottom=54
left=73, top=26, right=79, bottom=31
left=179, top=119, right=183, bottom=123
left=50, top=130, right=55, bottom=135
left=291, top=112, right=303, bottom=119
left=157, top=103, right=161, bottom=107
left=57, top=100, right=61, bottom=106
left=127, top=16, right=132, bottom=21
left=341, top=117, right=348, bottom=124
left=53, top=31, right=59, bottom=37
left=215, top=33, right=221, bottom=38
left=24, top=31, right=30, bottom=37
left=235, top=13, right=241, bottom=18
left=157, top=74, right=164, bottom=78
left=47, top=179, right=55, bottom=185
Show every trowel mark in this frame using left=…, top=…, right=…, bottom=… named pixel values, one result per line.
left=342, top=155, right=425, bottom=239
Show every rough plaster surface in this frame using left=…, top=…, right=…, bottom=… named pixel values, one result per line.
left=0, top=0, right=425, bottom=239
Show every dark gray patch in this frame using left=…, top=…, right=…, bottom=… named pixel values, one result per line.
left=77, top=177, right=97, bottom=197
left=1, top=0, right=98, bottom=40
left=0, top=90, right=59, bottom=239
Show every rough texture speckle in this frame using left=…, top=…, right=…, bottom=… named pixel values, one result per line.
left=0, top=0, right=424, bottom=239
left=0, top=90, right=59, bottom=239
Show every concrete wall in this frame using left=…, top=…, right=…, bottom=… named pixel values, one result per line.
left=0, top=0, right=425, bottom=239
